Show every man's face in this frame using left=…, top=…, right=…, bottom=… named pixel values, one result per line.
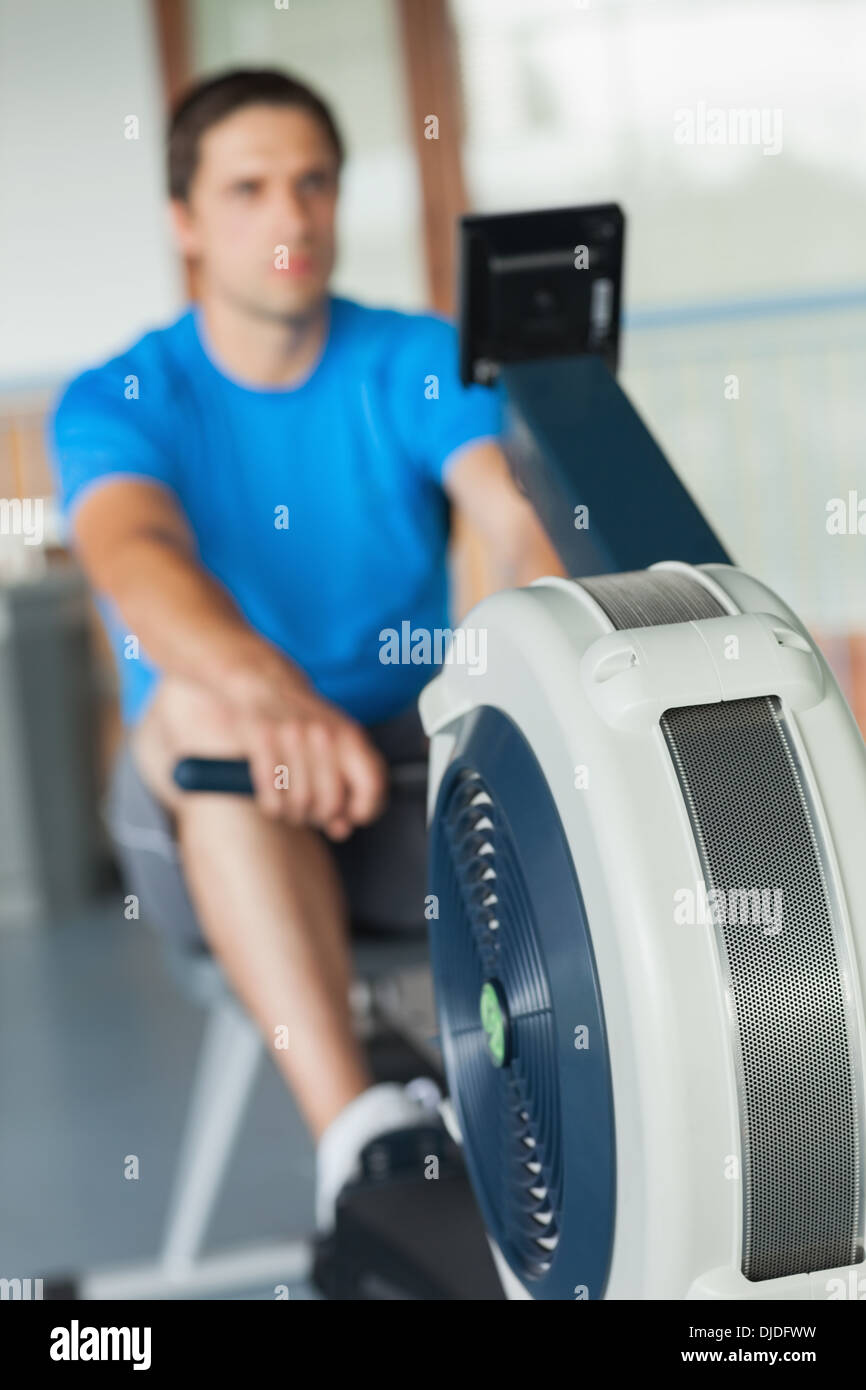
left=172, top=103, right=339, bottom=321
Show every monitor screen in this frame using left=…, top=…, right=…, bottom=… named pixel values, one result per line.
left=458, top=204, right=624, bottom=385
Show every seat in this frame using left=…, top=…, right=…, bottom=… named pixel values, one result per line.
left=56, top=923, right=438, bottom=1301
left=148, top=916, right=437, bottom=1297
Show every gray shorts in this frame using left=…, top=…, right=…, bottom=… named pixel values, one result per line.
left=102, top=701, right=432, bottom=950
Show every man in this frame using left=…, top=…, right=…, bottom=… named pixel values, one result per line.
left=50, top=68, right=565, bottom=1232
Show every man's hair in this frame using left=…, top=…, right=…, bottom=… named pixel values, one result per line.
left=168, top=67, right=345, bottom=201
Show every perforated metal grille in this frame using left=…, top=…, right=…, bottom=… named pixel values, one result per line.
left=577, top=567, right=863, bottom=1281
left=662, top=696, right=861, bottom=1280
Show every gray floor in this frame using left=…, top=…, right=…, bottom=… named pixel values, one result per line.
left=0, top=895, right=321, bottom=1299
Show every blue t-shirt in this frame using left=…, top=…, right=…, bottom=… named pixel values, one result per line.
left=48, top=294, right=504, bottom=726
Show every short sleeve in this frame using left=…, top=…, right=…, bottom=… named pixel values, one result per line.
left=47, top=364, right=178, bottom=537
left=395, top=313, right=506, bottom=486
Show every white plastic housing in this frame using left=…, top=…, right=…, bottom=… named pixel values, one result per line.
left=418, top=561, right=866, bottom=1301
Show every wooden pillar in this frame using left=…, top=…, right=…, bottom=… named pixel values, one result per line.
left=395, top=0, right=468, bottom=316
left=151, top=0, right=191, bottom=108
left=848, top=634, right=866, bottom=738
left=396, top=0, right=496, bottom=612
left=151, top=0, right=197, bottom=298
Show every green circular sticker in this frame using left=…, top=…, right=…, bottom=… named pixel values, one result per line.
left=480, top=981, right=507, bottom=1067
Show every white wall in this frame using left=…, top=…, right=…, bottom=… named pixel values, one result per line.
left=453, top=0, right=866, bottom=306
left=451, top=0, right=866, bottom=633
left=0, top=0, right=183, bottom=390
left=0, top=0, right=428, bottom=393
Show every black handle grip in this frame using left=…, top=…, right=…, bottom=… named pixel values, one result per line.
left=173, top=757, right=255, bottom=795
left=172, top=756, right=428, bottom=795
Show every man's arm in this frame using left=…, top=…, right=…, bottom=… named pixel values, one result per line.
left=443, top=439, right=568, bottom=587
left=72, top=478, right=285, bottom=695
left=71, top=477, right=388, bottom=833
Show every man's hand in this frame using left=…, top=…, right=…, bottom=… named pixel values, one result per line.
left=223, top=648, right=389, bottom=840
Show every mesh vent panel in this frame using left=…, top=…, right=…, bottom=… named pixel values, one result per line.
left=580, top=568, right=726, bottom=628
left=662, top=696, right=861, bottom=1280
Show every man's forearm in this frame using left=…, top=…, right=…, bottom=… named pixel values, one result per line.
left=495, top=513, right=568, bottom=589
left=99, top=532, right=289, bottom=694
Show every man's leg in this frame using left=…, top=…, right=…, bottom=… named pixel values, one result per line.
left=131, top=676, right=375, bottom=1141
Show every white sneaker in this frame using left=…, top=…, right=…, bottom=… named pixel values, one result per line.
left=314, top=1078, right=443, bottom=1232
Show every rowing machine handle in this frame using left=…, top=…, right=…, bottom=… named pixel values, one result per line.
left=172, top=756, right=427, bottom=795
left=173, top=758, right=255, bottom=794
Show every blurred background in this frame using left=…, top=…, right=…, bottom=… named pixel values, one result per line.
left=0, top=0, right=863, bottom=1298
